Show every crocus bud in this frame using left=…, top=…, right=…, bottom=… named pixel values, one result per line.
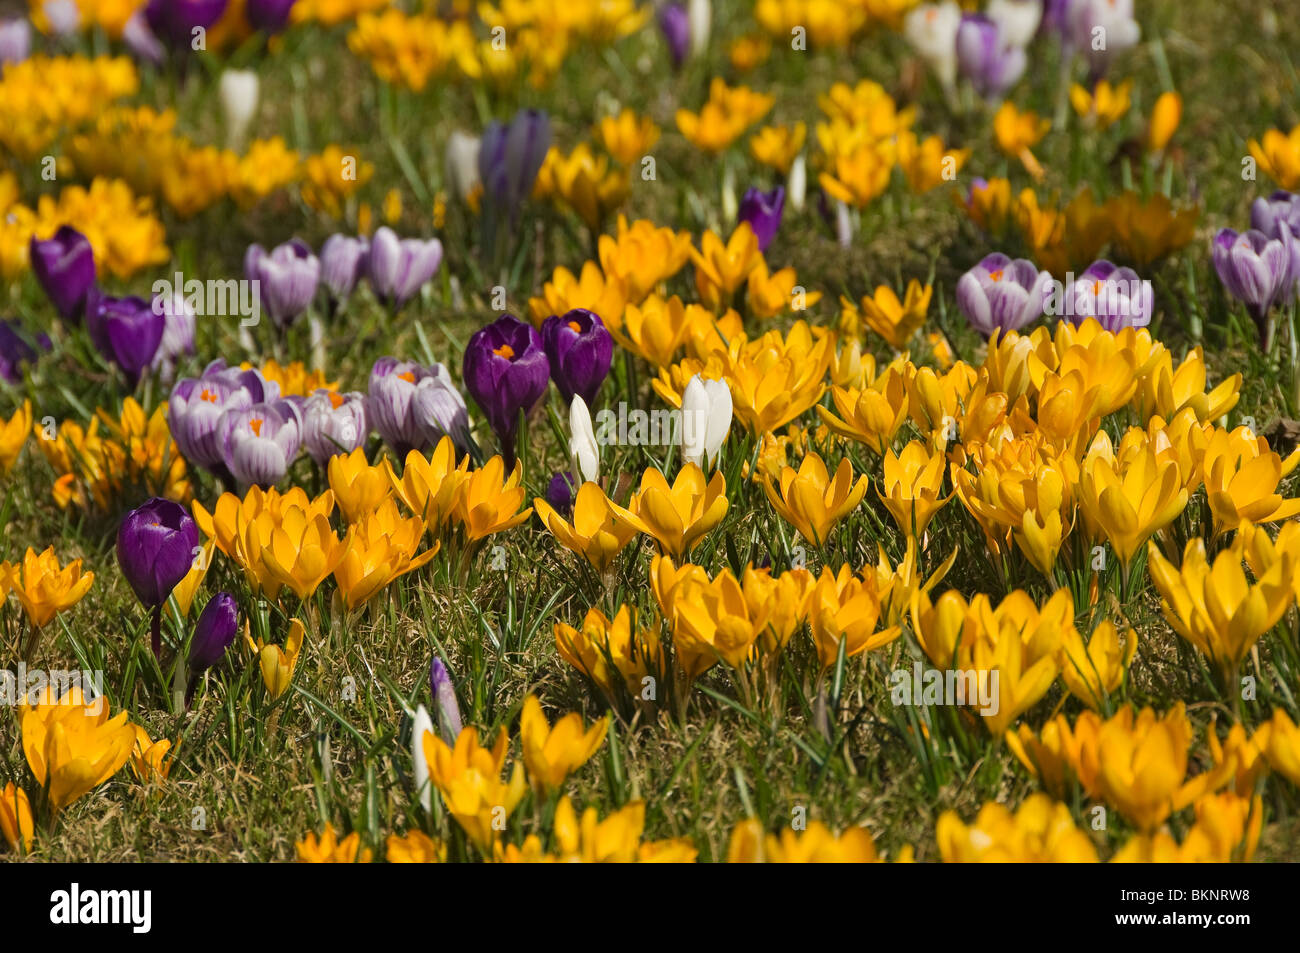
left=245, top=0, right=296, bottom=33
left=681, top=374, right=732, bottom=470
left=368, top=357, right=468, bottom=457
left=366, top=227, right=443, bottom=310
left=904, top=2, right=962, bottom=95
left=429, top=657, right=462, bottom=745
left=168, top=360, right=279, bottom=478
left=546, top=472, right=575, bottom=519
left=151, top=292, right=196, bottom=379
left=301, top=388, right=368, bottom=465
left=658, top=3, right=689, bottom=68
left=956, top=252, right=1053, bottom=337
left=29, top=226, right=96, bottom=323
left=319, top=234, right=368, bottom=305
left=189, top=592, right=238, bottom=673
left=123, top=11, right=166, bottom=65
left=445, top=131, right=481, bottom=203
left=787, top=154, right=807, bottom=211
left=687, top=0, right=710, bottom=57
left=145, top=0, right=229, bottom=48
left=411, top=703, right=434, bottom=812
left=0, top=320, right=49, bottom=384
left=218, top=398, right=302, bottom=488
left=1146, top=91, right=1182, bottom=154
left=956, top=14, right=1027, bottom=100
left=0, top=18, right=31, bottom=65
left=478, top=109, right=550, bottom=230
left=738, top=186, right=785, bottom=252
left=1212, top=228, right=1296, bottom=340
left=85, top=288, right=165, bottom=389
left=219, top=69, right=260, bottom=150
left=568, top=395, right=599, bottom=485
left=463, top=314, right=550, bottom=465
left=245, top=239, right=320, bottom=329
left=540, top=308, right=613, bottom=405
left=117, top=498, right=199, bottom=610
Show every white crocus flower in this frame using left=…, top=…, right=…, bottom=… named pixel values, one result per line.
left=681, top=375, right=732, bottom=470
left=986, top=0, right=1042, bottom=50
left=903, top=2, right=962, bottom=96
left=569, top=395, right=600, bottom=485
left=687, top=0, right=711, bottom=57
left=219, top=69, right=260, bottom=150
left=445, top=131, right=481, bottom=204
left=787, top=153, right=807, bottom=211
left=411, top=704, right=434, bottom=813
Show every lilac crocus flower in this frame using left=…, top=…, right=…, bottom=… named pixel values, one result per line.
left=1250, top=191, right=1300, bottom=287
left=658, top=3, right=689, bottom=68
left=478, top=110, right=551, bottom=242
left=1063, top=260, right=1153, bottom=331
left=169, top=360, right=279, bottom=480
left=462, top=314, right=550, bottom=465
left=956, top=14, right=1027, bottom=100
left=144, top=0, right=229, bottom=48
left=245, top=0, right=297, bottom=33
left=955, top=253, right=1053, bottom=337
left=300, top=388, right=369, bottom=465
left=319, top=234, right=368, bottom=307
left=368, top=358, right=468, bottom=458
left=1212, top=228, right=1296, bottom=343
left=0, top=321, right=50, bottom=383
left=29, top=226, right=96, bottom=323
left=85, top=289, right=165, bottom=389
left=0, top=18, right=31, bottom=65
left=123, top=11, right=166, bottom=65
left=367, top=227, right=443, bottom=310
left=738, top=186, right=785, bottom=252
left=40, top=0, right=80, bottom=36
left=540, top=309, right=613, bottom=406
left=218, top=398, right=302, bottom=488
left=151, top=292, right=196, bottom=380
left=245, top=239, right=321, bottom=329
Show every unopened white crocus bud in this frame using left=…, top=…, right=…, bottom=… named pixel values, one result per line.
left=219, top=69, right=260, bottom=150
left=787, top=153, right=807, bottom=211
left=569, top=395, right=600, bottom=485
left=445, top=131, right=482, bottom=204
left=411, top=704, right=434, bottom=813
left=681, top=375, right=732, bottom=470
left=903, top=2, right=962, bottom=96
left=687, top=0, right=711, bottom=57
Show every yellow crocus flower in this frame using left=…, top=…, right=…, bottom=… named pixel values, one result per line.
left=1069, top=79, right=1133, bottom=129
left=296, top=823, right=372, bottom=863
left=332, top=499, right=438, bottom=610
left=626, top=464, right=728, bottom=558
left=2, top=546, right=94, bottom=629
left=879, top=440, right=950, bottom=539
left=854, top=281, right=932, bottom=350
left=1201, top=426, right=1300, bottom=533
left=1146, top=91, right=1182, bottom=152
left=806, top=564, right=900, bottom=669
left=1247, top=123, right=1300, bottom=190
left=454, top=454, right=531, bottom=542
left=0, top=400, right=31, bottom=474
left=533, top=481, right=641, bottom=572
left=245, top=617, right=306, bottom=700
left=554, top=604, right=662, bottom=702
left=519, top=695, right=608, bottom=793
left=386, top=437, right=471, bottom=535
left=21, top=686, right=135, bottom=815
left=0, top=783, right=33, bottom=853
left=423, top=726, right=527, bottom=852
left=936, top=794, right=1099, bottom=862
left=1059, top=621, right=1137, bottom=709
left=749, top=122, right=806, bottom=175
left=385, top=829, right=444, bottom=863
left=594, top=110, right=660, bottom=166
left=763, top=452, right=868, bottom=547
left=692, top=224, right=763, bottom=311
left=328, top=447, right=392, bottom=523
left=817, top=370, right=909, bottom=454
left=1077, top=429, right=1188, bottom=567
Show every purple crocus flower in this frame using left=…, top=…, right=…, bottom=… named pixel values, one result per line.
left=478, top=110, right=551, bottom=241
left=540, top=309, right=613, bottom=406
left=1250, top=191, right=1300, bottom=286
left=85, top=289, right=165, bottom=389
left=546, top=472, right=575, bottom=520
left=151, top=292, right=196, bottom=380
left=0, top=320, right=50, bottom=383
left=144, top=0, right=229, bottom=48
left=245, top=239, right=321, bottom=329
left=319, top=234, right=368, bottom=306
left=29, top=226, right=96, bottom=323
left=1212, top=228, right=1296, bottom=343
left=218, top=398, right=302, bottom=488
left=0, top=18, right=31, bottom=64
left=658, top=3, right=689, bottom=68
left=1063, top=260, right=1153, bottom=331
left=117, top=497, right=199, bottom=656
left=955, top=252, right=1053, bottom=336
left=956, top=14, right=1027, bottom=100
left=189, top=591, right=238, bottom=673
left=429, top=657, right=462, bottom=745
left=368, top=358, right=468, bottom=458
left=301, top=388, right=369, bottom=465
left=168, top=360, right=279, bottom=480
left=367, top=227, right=443, bottom=310
left=245, top=0, right=296, bottom=33
left=462, top=314, right=550, bottom=465
left=738, top=186, right=785, bottom=252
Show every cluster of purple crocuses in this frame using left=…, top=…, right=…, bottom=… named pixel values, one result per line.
left=1211, top=191, right=1300, bottom=348
left=166, top=307, right=613, bottom=489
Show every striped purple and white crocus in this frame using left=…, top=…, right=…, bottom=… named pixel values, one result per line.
left=956, top=252, right=1053, bottom=337
left=367, top=227, right=443, bottom=311
left=218, top=398, right=303, bottom=488
left=1212, top=227, right=1295, bottom=345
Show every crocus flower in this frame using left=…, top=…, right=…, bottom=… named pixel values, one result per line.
left=0, top=18, right=31, bottom=64
left=429, top=657, right=463, bottom=745
left=1250, top=191, right=1300, bottom=285
left=546, top=472, right=575, bottom=519
left=169, top=360, right=280, bottom=480
left=1067, top=0, right=1139, bottom=78
left=658, top=3, right=689, bottom=68
left=737, top=186, right=785, bottom=252
left=218, top=398, right=302, bottom=488
left=368, top=357, right=468, bottom=457
left=40, top=0, right=79, bottom=35
left=218, top=69, right=259, bottom=148
left=956, top=14, right=1027, bottom=100
left=540, top=308, right=613, bottom=406
left=122, top=11, right=166, bottom=64
left=478, top=110, right=551, bottom=241
left=145, top=0, right=229, bottom=48
left=189, top=592, right=238, bottom=674
left=569, top=395, right=599, bottom=485
left=463, top=314, right=550, bottom=464
left=29, top=226, right=96, bottom=323
left=411, top=703, right=435, bottom=812
left=1063, top=260, right=1153, bottom=330
left=955, top=252, right=1053, bottom=336
left=905, top=3, right=962, bottom=94
left=1212, top=228, right=1296, bottom=342
left=0, top=321, right=50, bottom=383
left=245, top=0, right=296, bottom=33
left=366, top=227, right=443, bottom=310
left=245, top=239, right=321, bottom=329
left=117, top=497, right=199, bottom=656
left=151, top=293, right=196, bottom=379
left=301, top=388, right=369, bottom=465
left=319, top=234, right=368, bottom=306
left=85, top=289, right=165, bottom=389
left=681, top=374, right=733, bottom=471
left=986, top=0, right=1042, bottom=48
left=445, top=132, right=481, bottom=203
